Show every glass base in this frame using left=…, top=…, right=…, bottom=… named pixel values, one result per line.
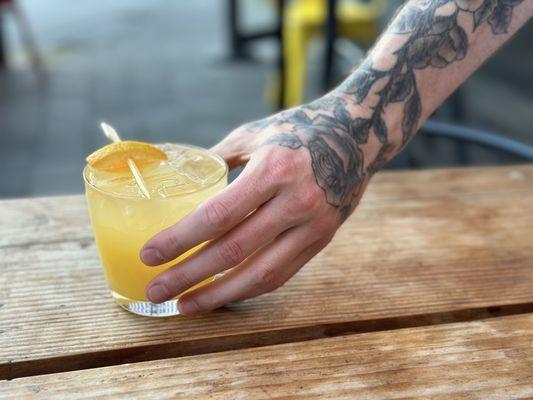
left=112, top=291, right=181, bottom=317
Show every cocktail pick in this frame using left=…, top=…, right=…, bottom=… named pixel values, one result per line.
left=100, top=122, right=152, bottom=199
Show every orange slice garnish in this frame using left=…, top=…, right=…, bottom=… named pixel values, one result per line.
left=86, top=141, right=167, bottom=172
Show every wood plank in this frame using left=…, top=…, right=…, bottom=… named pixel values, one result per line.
left=2, top=313, right=533, bottom=399
left=1, top=165, right=533, bottom=379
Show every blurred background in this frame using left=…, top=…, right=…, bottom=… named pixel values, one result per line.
left=0, top=0, right=531, bottom=198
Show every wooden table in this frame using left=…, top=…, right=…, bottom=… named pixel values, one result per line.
left=1, top=165, right=533, bottom=399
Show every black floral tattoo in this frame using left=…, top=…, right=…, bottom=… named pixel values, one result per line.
left=342, top=0, right=523, bottom=147
left=257, top=0, right=524, bottom=219
left=368, top=142, right=397, bottom=176
left=262, top=102, right=365, bottom=220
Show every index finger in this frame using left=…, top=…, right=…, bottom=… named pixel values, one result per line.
left=140, top=165, right=276, bottom=266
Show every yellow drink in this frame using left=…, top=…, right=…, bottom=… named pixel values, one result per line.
left=84, top=143, right=228, bottom=316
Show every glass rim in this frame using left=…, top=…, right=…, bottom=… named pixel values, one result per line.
left=83, top=143, right=228, bottom=200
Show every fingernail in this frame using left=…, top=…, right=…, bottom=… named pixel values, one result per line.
left=147, top=284, right=170, bottom=303
left=141, top=248, right=165, bottom=266
left=178, top=298, right=199, bottom=316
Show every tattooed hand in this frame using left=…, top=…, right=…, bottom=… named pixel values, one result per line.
left=242, top=97, right=371, bottom=220
left=139, top=94, right=378, bottom=315
left=141, top=0, right=531, bottom=315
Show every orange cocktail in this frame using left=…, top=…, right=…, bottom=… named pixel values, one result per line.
left=84, top=142, right=227, bottom=316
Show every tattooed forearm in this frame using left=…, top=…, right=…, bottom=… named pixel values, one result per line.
left=255, top=0, right=527, bottom=219
left=368, top=142, right=397, bottom=176
left=341, top=0, right=524, bottom=147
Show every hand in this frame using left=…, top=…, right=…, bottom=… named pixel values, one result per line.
left=140, top=94, right=386, bottom=316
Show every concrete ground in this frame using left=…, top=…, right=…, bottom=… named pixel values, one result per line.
left=0, top=0, right=531, bottom=198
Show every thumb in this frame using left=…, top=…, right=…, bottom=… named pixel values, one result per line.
left=210, top=137, right=251, bottom=171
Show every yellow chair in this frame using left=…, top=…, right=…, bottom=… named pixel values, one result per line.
left=273, top=0, right=387, bottom=108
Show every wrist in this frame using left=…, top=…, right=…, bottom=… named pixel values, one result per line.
left=283, top=92, right=398, bottom=175
left=317, top=90, right=399, bottom=173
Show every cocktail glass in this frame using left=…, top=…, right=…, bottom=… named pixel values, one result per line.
left=83, top=143, right=228, bottom=317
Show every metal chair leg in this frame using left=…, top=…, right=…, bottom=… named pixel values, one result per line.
left=277, top=0, right=286, bottom=110
left=0, top=9, right=6, bottom=69
left=228, top=0, right=249, bottom=60
left=323, top=0, right=338, bottom=91
left=9, top=0, right=46, bottom=80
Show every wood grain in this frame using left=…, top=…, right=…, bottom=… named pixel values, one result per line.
left=1, top=165, right=533, bottom=379
left=2, top=313, right=533, bottom=399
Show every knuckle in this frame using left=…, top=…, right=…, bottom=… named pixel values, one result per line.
left=308, top=215, right=338, bottom=244
left=216, top=239, right=245, bottom=266
left=317, top=213, right=338, bottom=232
left=264, top=150, right=298, bottom=182
left=202, top=200, right=232, bottom=232
left=186, top=297, right=201, bottom=313
left=297, top=186, right=324, bottom=210
left=317, top=230, right=336, bottom=248
left=256, top=267, right=285, bottom=292
left=168, top=267, right=196, bottom=293
left=162, top=231, right=185, bottom=256
left=180, top=295, right=202, bottom=315
left=286, top=187, right=324, bottom=222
